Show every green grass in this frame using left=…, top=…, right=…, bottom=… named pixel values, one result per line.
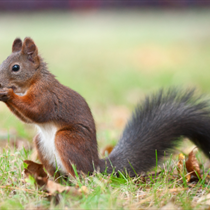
left=0, top=145, right=209, bottom=209
left=0, top=9, right=210, bottom=209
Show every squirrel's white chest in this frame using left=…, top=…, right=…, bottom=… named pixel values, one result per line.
left=35, top=123, right=66, bottom=173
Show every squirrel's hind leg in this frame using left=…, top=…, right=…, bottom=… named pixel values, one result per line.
left=54, top=129, right=97, bottom=176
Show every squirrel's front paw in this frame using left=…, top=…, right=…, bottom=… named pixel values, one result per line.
left=0, top=88, right=13, bottom=101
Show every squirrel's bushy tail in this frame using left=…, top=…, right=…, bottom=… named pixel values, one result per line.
left=100, top=88, right=210, bottom=176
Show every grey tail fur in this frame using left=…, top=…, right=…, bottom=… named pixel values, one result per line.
left=99, top=88, right=210, bottom=176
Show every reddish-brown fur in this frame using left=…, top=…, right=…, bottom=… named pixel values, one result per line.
left=0, top=37, right=99, bottom=176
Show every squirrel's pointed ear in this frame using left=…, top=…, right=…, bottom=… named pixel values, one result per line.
left=22, top=37, right=39, bottom=63
left=12, top=38, right=22, bottom=53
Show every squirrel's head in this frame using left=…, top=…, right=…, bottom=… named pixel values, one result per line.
left=0, top=37, right=40, bottom=94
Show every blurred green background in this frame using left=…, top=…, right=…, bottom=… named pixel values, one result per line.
left=0, top=10, right=210, bottom=148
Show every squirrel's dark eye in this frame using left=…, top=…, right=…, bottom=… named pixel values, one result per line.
left=12, top=65, right=20, bottom=72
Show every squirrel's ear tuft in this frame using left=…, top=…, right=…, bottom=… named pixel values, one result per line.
left=12, top=38, right=22, bottom=53
left=22, top=37, right=39, bottom=63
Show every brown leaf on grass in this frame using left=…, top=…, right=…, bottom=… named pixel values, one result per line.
left=23, top=160, right=80, bottom=196
left=186, top=174, right=191, bottom=182
left=185, top=148, right=201, bottom=179
left=24, top=160, right=48, bottom=178
left=102, top=145, right=114, bottom=156
left=24, top=160, right=48, bottom=187
left=46, top=180, right=81, bottom=196
left=177, top=153, right=192, bottom=182
left=177, top=153, right=185, bottom=174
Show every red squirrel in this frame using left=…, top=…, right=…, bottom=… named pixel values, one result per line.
left=1, top=37, right=210, bottom=177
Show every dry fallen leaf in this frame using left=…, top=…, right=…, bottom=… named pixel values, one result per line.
left=179, top=153, right=185, bottom=161
left=24, top=160, right=48, bottom=187
left=185, top=148, right=201, bottom=179
left=177, top=153, right=192, bottom=182
left=177, top=153, right=185, bottom=174
left=186, top=174, right=191, bottom=182
left=24, top=160, right=48, bottom=178
left=46, top=180, right=80, bottom=195
left=23, top=160, right=80, bottom=196
left=102, top=145, right=114, bottom=156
